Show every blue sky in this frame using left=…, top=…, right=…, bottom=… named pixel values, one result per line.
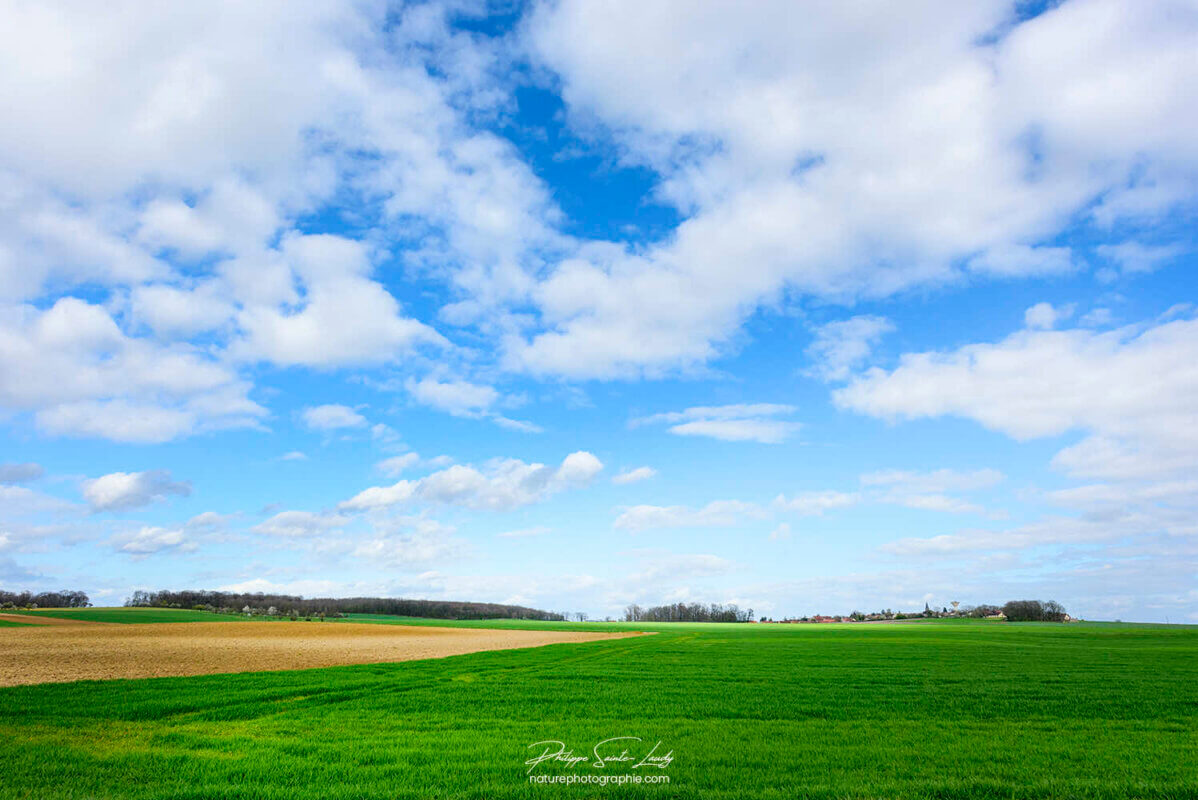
left=1, top=0, right=1195, bottom=621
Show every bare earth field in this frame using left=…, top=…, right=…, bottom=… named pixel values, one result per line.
left=0, top=619, right=637, bottom=686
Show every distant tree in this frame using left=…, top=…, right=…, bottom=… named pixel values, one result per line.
left=121, top=590, right=565, bottom=621
left=0, top=589, right=89, bottom=608
left=1042, top=600, right=1067, bottom=622
left=1002, top=600, right=1068, bottom=622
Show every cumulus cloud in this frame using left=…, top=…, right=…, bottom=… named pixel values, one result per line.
left=82, top=470, right=191, bottom=512
left=111, top=526, right=195, bottom=556
left=507, top=0, right=1198, bottom=378
left=341, top=451, right=603, bottom=513
left=0, top=298, right=264, bottom=442
left=300, top=404, right=367, bottom=431
left=376, top=453, right=421, bottom=477
left=805, top=316, right=894, bottom=381
left=0, top=2, right=552, bottom=438
left=404, top=376, right=541, bottom=433
left=612, top=466, right=657, bottom=485
left=632, top=403, right=800, bottom=444
left=835, top=316, right=1198, bottom=484
left=1023, top=302, right=1074, bottom=330
left=406, top=377, right=498, bottom=417
left=232, top=235, right=447, bottom=368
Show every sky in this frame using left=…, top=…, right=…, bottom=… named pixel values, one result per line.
left=1, top=0, right=1195, bottom=622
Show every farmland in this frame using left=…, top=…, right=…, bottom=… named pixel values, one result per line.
left=4, top=607, right=247, bottom=624
left=0, top=616, right=633, bottom=686
left=0, top=614, right=1195, bottom=799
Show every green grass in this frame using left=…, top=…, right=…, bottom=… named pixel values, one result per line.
left=0, top=618, right=34, bottom=627
left=1, top=619, right=1196, bottom=799
left=5, top=607, right=247, bottom=624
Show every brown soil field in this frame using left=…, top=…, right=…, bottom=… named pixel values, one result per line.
left=0, top=620, right=639, bottom=686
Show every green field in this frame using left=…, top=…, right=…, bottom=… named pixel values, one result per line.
left=6, top=607, right=245, bottom=624
left=0, top=618, right=33, bottom=627
left=1, top=617, right=1196, bottom=799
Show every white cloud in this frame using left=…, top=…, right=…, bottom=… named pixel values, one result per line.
left=279, top=451, right=308, bottom=462
left=508, top=0, right=1198, bottom=378
left=878, top=503, right=1196, bottom=557
left=890, top=494, right=985, bottom=515
left=376, top=453, right=421, bottom=477
left=233, top=235, right=447, bottom=368
left=341, top=451, right=603, bottom=513
left=1095, top=241, right=1184, bottom=276
left=82, top=470, right=191, bottom=512
left=405, top=376, right=541, bottom=433
left=1023, top=302, right=1074, bottom=330
left=862, top=469, right=1002, bottom=516
left=130, top=282, right=234, bottom=339
left=0, top=463, right=43, bottom=484
left=339, top=480, right=416, bottom=513
left=805, top=316, right=894, bottom=381
left=967, top=245, right=1077, bottom=278
left=185, top=511, right=229, bottom=531
left=491, top=416, right=544, bottom=434
left=300, top=404, right=366, bottom=431
left=612, top=466, right=656, bottom=485
left=773, top=491, right=860, bottom=516
left=769, top=523, right=792, bottom=541
left=0, top=2, right=556, bottom=436
left=613, top=500, right=766, bottom=532
left=252, top=510, right=348, bottom=538
left=773, top=470, right=1004, bottom=518
left=0, top=485, right=76, bottom=516
left=835, top=317, right=1198, bottom=485
left=0, top=298, right=264, bottom=442
left=406, top=377, right=498, bottom=417
left=633, top=403, right=800, bottom=444
left=112, top=526, right=195, bottom=556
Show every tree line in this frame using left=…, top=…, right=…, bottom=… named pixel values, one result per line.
left=0, top=589, right=90, bottom=609
left=1000, top=599, right=1068, bottom=622
left=623, top=602, right=754, bottom=622
left=125, top=590, right=565, bottom=621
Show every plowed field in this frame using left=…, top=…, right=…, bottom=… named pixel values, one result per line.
left=0, top=619, right=636, bottom=686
